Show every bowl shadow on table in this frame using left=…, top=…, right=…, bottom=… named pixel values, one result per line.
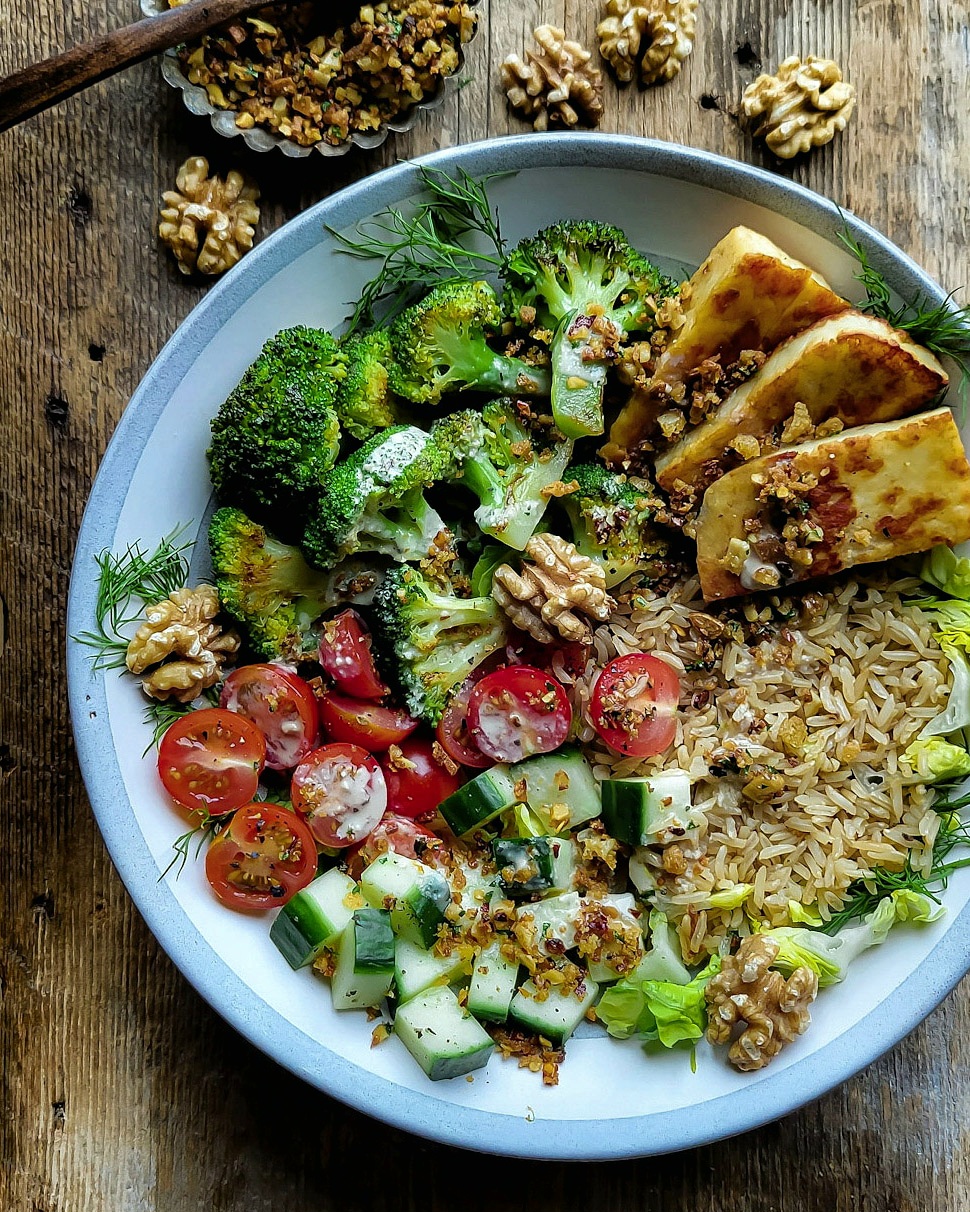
left=137, top=932, right=966, bottom=1212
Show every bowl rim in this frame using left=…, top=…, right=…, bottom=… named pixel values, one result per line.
left=67, top=133, right=969, bottom=1160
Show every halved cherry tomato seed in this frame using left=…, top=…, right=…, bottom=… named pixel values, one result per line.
left=467, top=665, right=572, bottom=763
left=158, top=707, right=265, bottom=819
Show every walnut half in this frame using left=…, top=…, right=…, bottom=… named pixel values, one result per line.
left=741, top=56, right=856, bottom=159
left=705, top=935, right=818, bottom=1071
left=500, top=25, right=604, bottom=131
left=159, top=156, right=261, bottom=276
left=597, top=0, right=698, bottom=87
left=126, top=586, right=240, bottom=702
left=492, top=533, right=615, bottom=644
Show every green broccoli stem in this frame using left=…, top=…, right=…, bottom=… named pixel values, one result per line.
left=433, top=323, right=551, bottom=396
left=550, top=314, right=609, bottom=438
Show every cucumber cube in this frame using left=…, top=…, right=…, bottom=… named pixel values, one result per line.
left=331, top=909, right=395, bottom=1010
left=394, top=937, right=468, bottom=1004
left=491, top=837, right=555, bottom=897
left=394, top=986, right=495, bottom=1080
left=601, top=771, right=693, bottom=845
left=509, top=978, right=599, bottom=1045
left=510, top=749, right=601, bottom=832
left=439, top=765, right=519, bottom=836
left=467, top=941, right=520, bottom=1023
left=360, top=851, right=451, bottom=949
left=270, top=868, right=360, bottom=969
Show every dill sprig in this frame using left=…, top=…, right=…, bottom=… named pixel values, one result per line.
left=141, top=686, right=220, bottom=755
left=74, top=530, right=192, bottom=670
left=328, top=164, right=507, bottom=332
left=160, top=810, right=221, bottom=881
left=822, top=789, right=970, bottom=934
left=838, top=225, right=970, bottom=377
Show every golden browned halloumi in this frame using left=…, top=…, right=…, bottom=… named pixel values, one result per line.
left=607, top=226, right=850, bottom=456
left=695, top=408, right=970, bottom=602
left=655, top=311, right=948, bottom=492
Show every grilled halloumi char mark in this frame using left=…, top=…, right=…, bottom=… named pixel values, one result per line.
left=608, top=226, right=850, bottom=456
left=655, top=311, right=948, bottom=493
left=695, top=408, right=970, bottom=602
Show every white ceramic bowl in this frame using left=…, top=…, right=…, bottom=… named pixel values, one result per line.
left=140, top=0, right=479, bottom=158
left=67, top=134, right=970, bottom=1159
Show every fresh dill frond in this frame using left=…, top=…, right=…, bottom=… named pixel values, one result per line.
left=838, top=224, right=970, bottom=377
left=160, top=811, right=221, bottom=881
left=74, top=529, right=192, bottom=670
left=822, top=796, right=970, bottom=934
left=328, top=164, right=507, bottom=332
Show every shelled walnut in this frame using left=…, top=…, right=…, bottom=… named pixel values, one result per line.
left=597, top=0, right=697, bottom=87
left=500, top=25, right=604, bottom=131
left=126, top=585, right=240, bottom=702
left=159, top=156, right=260, bottom=277
left=492, top=533, right=615, bottom=644
left=741, top=56, right=856, bottom=159
left=705, top=935, right=818, bottom=1071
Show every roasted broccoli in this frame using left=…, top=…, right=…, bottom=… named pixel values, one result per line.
left=431, top=401, right=573, bottom=550
left=371, top=564, right=507, bottom=722
left=208, top=506, right=334, bottom=661
left=388, top=278, right=551, bottom=406
left=335, top=328, right=403, bottom=439
left=207, top=326, right=345, bottom=535
left=561, top=463, right=673, bottom=588
left=302, top=425, right=451, bottom=569
left=503, top=222, right=675, bottom=439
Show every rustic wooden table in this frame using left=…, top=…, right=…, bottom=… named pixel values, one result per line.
left=2, top=1, right=969, bottom=1207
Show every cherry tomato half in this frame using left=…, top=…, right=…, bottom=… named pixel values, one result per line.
left=291, top=743, right=388, bottom=848
left=345, top=814, right=443, bottom=881
left=467, top=665, right=572, bottom=763
left=220, top=664, right=318, bottom=771
left=435, top=654, right=507, bottom=769
left=589, top=653, right=680, bottom=757
left=318, top=610, right=387, bottom=701
left=204, top=803, right=317, bottom=912
left=317, top=690, right=419, bottom=752
left=379, top=737, right=464, bottom=821
left=158, top=707, right=265, bottom=819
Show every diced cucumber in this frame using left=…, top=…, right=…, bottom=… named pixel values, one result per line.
left=584, top=894, right=646, bottom=982
left=439, top=765, right=519, bottom=836
left=601, top=770, right=693, bottom=845
left=394, top=937, right=469, bottom=1004
left=491, top=837, right=556, bottom=897
left=511, top=748, right=601, bottom=832
left=628, top=910, right=691, bottom=985
left=359, top=851, right=451, bottom=949
left=331, top=908, right=395, bottom=1010
left=393, top=986, right=495, bottom=1080
left=509, top=978, right=600, bottom=1045
left=270, top=868, right=360, bottom=969
left=549, top=837, right=577, bottom=894
left=516, top=890, right=581, bottom=953
left=466, top=941, right=520, bottom=1023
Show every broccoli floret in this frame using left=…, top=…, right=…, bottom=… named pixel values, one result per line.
left=432, top=401, right=574, bottom=550
left=207, top=326, right=345, bottom=535
left=302, top=425, right=452, bottom=569
left=208, top=506, right=334, bottom=661
left=503, top=222, right=675, bottom=439
left=335, top=328, right=404, bottom=439
left=388, top=279, right=551, bottom=406
left=371, top=564, right=507, bottom=723
left=560, top=463, right=673, bottom=589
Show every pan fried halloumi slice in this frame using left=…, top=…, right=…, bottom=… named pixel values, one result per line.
left=655, top=312, right=948, bottom=492
left=695, top=408, right=970, bottom=602
left=607, top=226, right=850, bottom=456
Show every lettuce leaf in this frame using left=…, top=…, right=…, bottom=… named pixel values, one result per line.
left=919, top=645, right=970, bottom=739
left=921, top=546, right=970, bottom=600
left=596, top=955, right=721, bottom=1046
left=903, top=737, right=970, bottom=782
left=703, top=883, right=753, bottom=910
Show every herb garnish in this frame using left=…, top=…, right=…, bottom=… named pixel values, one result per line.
left=74, top=530, right=192, bottom=670
left=328, top=164, right=507, bottom=332
left=821, top=789, right=970, bottom=933
left=838, top=224, right=970, bottom=379
left=162, top=811, right=221, bottom=881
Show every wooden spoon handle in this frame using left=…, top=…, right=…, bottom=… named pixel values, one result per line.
left=0, top=0, right=272, bottom=135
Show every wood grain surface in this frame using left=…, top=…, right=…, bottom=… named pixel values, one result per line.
left=2, top=1, right=969, bottom=1208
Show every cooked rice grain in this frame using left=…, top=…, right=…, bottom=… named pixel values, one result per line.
left=575, top=573, right=948, bottom=960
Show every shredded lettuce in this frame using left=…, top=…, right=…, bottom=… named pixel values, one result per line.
left=765, top=890, right=943, bottom=987
left=596, top=955, right=721, bottom=1046
left=787, top=900, right=824, bottom=926
left=903, top=736, right=970, bottom=782
left=921, top=546, right=970, bottom=600
left=703, top=883, right=753, bottom=910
